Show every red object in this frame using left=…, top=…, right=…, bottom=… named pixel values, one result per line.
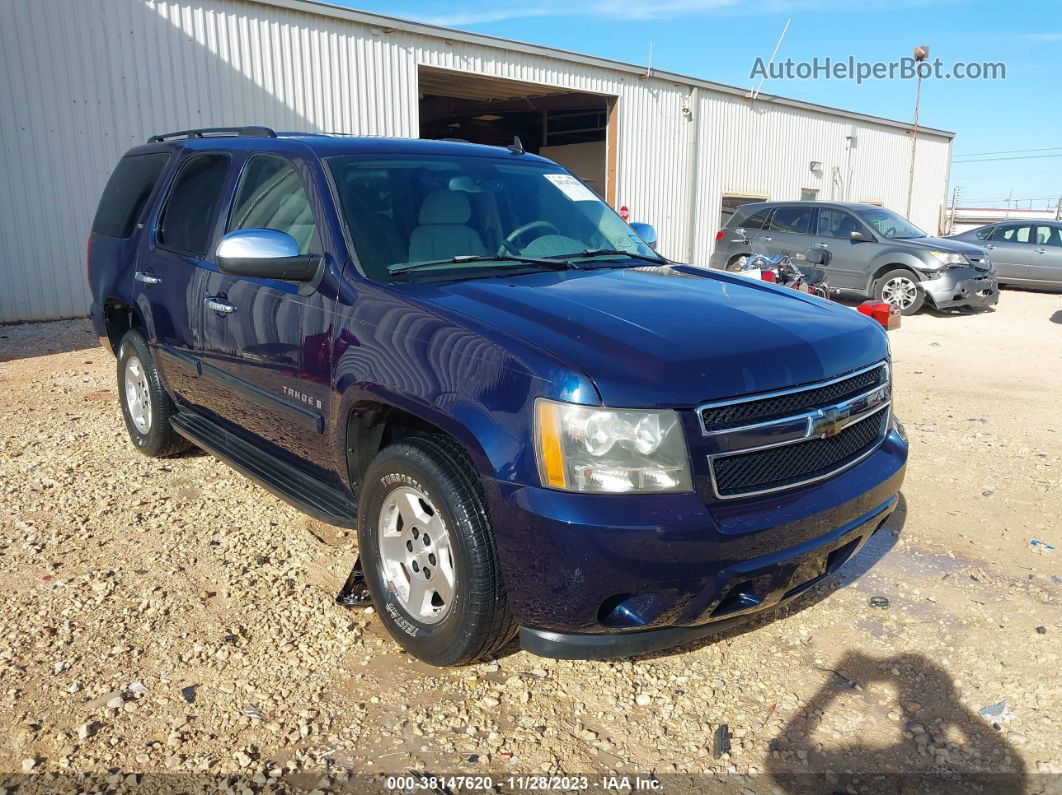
left=715, top=229, right=725, bottom=242
left=760, top=270, right=776, bottom=283
left=858, top=300, right=902, bottom=331
left=618, top=205, right=630, bottom=221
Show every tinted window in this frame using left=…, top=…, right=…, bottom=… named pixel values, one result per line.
left=990, top=224, right=1033, bottom=244
left=770, top=206, right=812, bottom=234
left=158, top=153, right=231, bottom=255
left=1036, top=225, right=1062, bottom=247
left=720, top=194, right=767, bottom=227
left=229, top=157, right=317, bottom=255
left=91, top=153, right=171, bottom=238
left=735, top=208, right=772, bottom=230
left=974, top=226, right=994, bottom=240
left=815, top=208, right=861, bottom=239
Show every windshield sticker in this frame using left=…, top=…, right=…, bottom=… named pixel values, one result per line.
left=544, top=173, right=599, bottom=202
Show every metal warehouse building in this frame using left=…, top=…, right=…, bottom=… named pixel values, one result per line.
left=0, top=0, right=955, bottom=322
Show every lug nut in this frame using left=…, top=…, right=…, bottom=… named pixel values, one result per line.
left=423, top=567, right=431, bottom=579
left=411, top=561, right=420, bottom=572
left=428, top=553, right=436, bottom=566
left=405, top=540, right=413, bottom=552
left=412, top=527, right=419, bottom=539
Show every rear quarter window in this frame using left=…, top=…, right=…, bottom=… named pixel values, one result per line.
left=91, top=153, right=171, bottom=238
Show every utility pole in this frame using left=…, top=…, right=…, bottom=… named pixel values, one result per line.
left=947, top=185, right=960, bottom=235
left=1056, top=196, right=1061, bottom=220
left=905, top=45, right=929, bottom=219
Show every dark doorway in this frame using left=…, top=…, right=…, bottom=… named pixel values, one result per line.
left=418, top=67, right=616, bottom=202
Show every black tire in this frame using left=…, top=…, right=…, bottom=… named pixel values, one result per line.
left=726, top=254, right=750, bottom=272
left=357, top=435, right=515, bottom=666
left=116, top=329, right=190, bottom=458
left=873, top=268, right=925, bottom=315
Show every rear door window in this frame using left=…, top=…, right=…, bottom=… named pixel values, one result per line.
left=736, top=208, right=772, bottom=230
left=229, top=156, right=318, bottom=255
left=1036, top=225, right=1062, bottom=247
left=92, top=153, right=171, bottom=238
left=769, top=206, right=813, bottom=234
left=157, top=153, right=231, bottom=256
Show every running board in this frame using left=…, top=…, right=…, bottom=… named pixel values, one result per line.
left=170, top=408, right=358, bottom=528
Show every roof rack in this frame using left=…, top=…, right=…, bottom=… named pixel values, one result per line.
left=147, top=126, right=277, bottom=143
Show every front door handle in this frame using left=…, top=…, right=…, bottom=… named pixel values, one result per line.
left=817, top=242, right=829, bottom=248
left=205, top=297, right=237, bottom=315
left=1033, top=248, right=1046, bottom=255
left=134, top=271, right=161, bottom=285
left=761, top=236, right=773, bottom=242
left=984, top=244, right=996, bottom=250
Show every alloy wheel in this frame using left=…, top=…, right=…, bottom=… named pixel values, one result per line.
left=123, top=355, right=152, bottom=434
left=377, top=486, right=456, bottom=624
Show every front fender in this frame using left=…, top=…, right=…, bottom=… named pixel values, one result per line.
left=327, top=278, right=599, bottom=487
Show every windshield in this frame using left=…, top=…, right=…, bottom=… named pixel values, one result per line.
left=854, top=207, right=926, bottom=239
left=326, top=154, right=656, bottom=280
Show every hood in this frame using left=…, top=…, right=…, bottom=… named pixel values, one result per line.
left=894, top=235, right=986, bottom=257
left=410, top=265, right=888, bottom=408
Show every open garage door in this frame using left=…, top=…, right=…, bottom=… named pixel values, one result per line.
left=418, top=66, right=617, bottom=205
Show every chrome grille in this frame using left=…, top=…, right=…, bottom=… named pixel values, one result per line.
left=701, top=364, right=888, bottom=432
left=699, top=362, right=891, bottom=499
left=712, top=408, right=889, bottom=497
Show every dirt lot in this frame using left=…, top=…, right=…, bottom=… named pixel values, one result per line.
left=1, top=290, right=1060, bottom=792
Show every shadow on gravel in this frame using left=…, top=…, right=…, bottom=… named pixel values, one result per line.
left=0, top=318, right=99, bottom=362
left=767, top=651, right=1026, bottom=792
left=1051, top=310, right=1062, bottom=325
left=611, top=494, right=907, bottom=665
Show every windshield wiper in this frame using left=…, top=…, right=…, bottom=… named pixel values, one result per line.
left=389, top=254, right=576, bottom=275
left=544, top=248, right=668, bottom=266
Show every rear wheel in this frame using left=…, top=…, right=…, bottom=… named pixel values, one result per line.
left=726, top=254, right=749, bottom=272
left=357, top=435, right=515, bottom=666
left=874, top=269, right=925, bottom=315
left=116, top=329, right=189, bottom=457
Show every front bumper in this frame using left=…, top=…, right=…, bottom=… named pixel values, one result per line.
left=921, top=267, right=999, bottom=310
left=489, top=429, right=907, bottom=659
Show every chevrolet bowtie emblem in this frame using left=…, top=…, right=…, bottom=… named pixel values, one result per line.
left=814, top=407, right=846, bottom=438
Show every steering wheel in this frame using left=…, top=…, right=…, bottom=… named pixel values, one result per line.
left=500, top=221, right=560, bottom=254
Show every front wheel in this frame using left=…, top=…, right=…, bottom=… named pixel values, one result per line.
left=357, top=435, right=515, bottom=666
left=874, top=269, right=925, bottom=315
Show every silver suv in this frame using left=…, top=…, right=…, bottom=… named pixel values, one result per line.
left=709, top=201, right=998, bottom=315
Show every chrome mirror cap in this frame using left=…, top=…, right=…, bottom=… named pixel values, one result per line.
left=215, top=228, right=299, bottom=260
left=629, top=222, right=658, bottom=251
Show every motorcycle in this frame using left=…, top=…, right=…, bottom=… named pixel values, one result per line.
left=728, top=239, right=900, bottom=330
left=729, top=239, right=838, bottom=299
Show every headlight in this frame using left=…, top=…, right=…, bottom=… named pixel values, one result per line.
left=534, top=399, right=693, bottom=493
left=928, top=251, right=969, bottom=267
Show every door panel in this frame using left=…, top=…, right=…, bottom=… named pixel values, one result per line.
left=986, top=223, right=1035, bottom=282
left=199, top=154, right=336, bottom=475
left=764, top=205, right=814, bottom=259
left=1030, top=225, right=1062, bottom=287
left=137, top=152, right=232, bottom=409
left=809, top=208, right=873, bottom=291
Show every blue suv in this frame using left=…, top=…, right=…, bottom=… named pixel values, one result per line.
left=88, top=127, right=907, bottom=665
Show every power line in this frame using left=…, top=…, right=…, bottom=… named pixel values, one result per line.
left=953, top=146, right=1062, bottom=158
left=952, top=153, right=1062, bottom=164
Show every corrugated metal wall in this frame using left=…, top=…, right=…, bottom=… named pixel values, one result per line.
left=0, top=0, right=952, bottom=322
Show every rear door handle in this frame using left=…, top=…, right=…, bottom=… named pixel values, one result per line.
left=134, top=271, right=161, bottom=285
left=984, top=244, right=995, bottom=250
left=761, top=236, right=773, bottom=242
left=817, top=242, right=829, bottom=248
left=205, top=297, right=237, bottom=314
left=1033, top=248, right=1046, bottom=254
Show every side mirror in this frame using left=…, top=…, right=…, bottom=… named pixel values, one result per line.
left=216, top=228, right=319, bottom=281
left=629, top=222, right=658, bottom=251
left=850, top=229, right=870, bottom=242
left=803, top=248, right=827, bottom=265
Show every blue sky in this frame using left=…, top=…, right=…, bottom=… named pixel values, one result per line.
left=339, top=0, right=1061, bottom=210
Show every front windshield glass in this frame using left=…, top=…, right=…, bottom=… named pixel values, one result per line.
left=854, top=207, right=927, bottom=239
left=326, top=154, right=656, bottom=280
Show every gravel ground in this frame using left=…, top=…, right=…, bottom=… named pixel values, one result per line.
left=1, top=290, right=1060, bottom=792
